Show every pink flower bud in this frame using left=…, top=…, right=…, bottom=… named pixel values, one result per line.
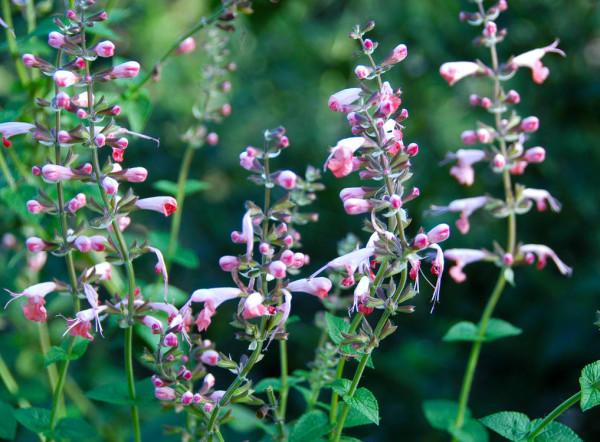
left=181, top=391, right=194, bottom=405
left=66, top=10, right=78, bottom=20
left=523, top=146, right=545, bottom=163
left=440, top=61, right=480, bottom=86
left=493, top=154, right=506, bottom=169
left=219, top=255, right=240, bottom=272
left=520, top=116, right=539, bottom=133
left=27, top=251, right=47, bottom=272
left=406, top=142, right=418, bottom=156
left=80, top=163, right=93, bottom=174
left=2, top=233, right=17, bottom=249
left=77, top=108, right=88, bottom=119
left=206, top=132, right=219, bottom=146
left=204, top=403, right=214, bottom=412
left=135, top=196, right=178, bottom=217
left=485, top=21, right=497, bottom=36
left=22, top=53, right=37, bottom=67
left=259, top=242, right=270, bottom=254
left=343, top=198, right=373, bottom=215
left=95, top=133, right=106, bottom=147
left=164, top=332, right=178, bottom=347
left=220, top=104, right=232, bottom=116
left=55, top=92, right=70, bottom=108
left=477, top=128, right=494, bottom=143
left=355, top=65, right=372, bottom=79
left=74, top=236, right=92, bottom=252
left=155, top=387, right=176, bottom=401
left=221, top=81, right=232, bottom=92
left=510, top=161, right=528, bottom=175
left=242, top=292, right=268, bottom=319
left=280, top=249, right=294, bottom=266
left=503, top=253, right=514, bottom=265
left=363, top=39, right=374, bottom=50
left=113, top=137, right=128, bottom=149
left=89, top=235, right=107, bottom=252
left=381, top=43, right=408, bottom=66
left=42, top=164, right=76, bottom=182
left=110, top=61, right=140, bottom=79
left=340, top=187, right=367, bottom=202
left=274, top=170, right=297, bottom=189
left=32, top=166, right=41, bottom=176
left=268, top=260, right=287, bottom=279
left=461, top=130, right=477, bottom=145
left=412, top=233, right=429, bottom=250
left=427, top=224, right=450, bottom=244
left=329, top=88, right=362, bottom=112
left=283, top=235, right=293, bottom=246
left=193, top=393, right=203, bottom=404
left=152, top=375, right=167, bottom=387
left=102, top=176, right=119, bottom=195
left=122, top=167, right=148, bottom=182
left=57, top=130, right=73, bottom=144
left=469, top=94, right=480, bottom=106
left=390, top=194, right=402, bottom=209
left=48, top=31, right=66, bottom=49
left=200, top=350, right=220, bottom=366
left=481, top=97, right=492, bottom=108
left=175, top=37, right=196, bottom=55
left=26, top=200, right=44, bottom=214
left=91, top=40, right=115, bottom=57
left=53, top=70, right=79, bottom=87
left=505, top=90, right=520, bottom=104
left=112, top=148, right=124, bottom=162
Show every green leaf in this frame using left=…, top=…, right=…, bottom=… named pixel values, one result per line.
left=12, top=407, right=51, bottom=433
left=339, top=438, right=362, bottom=442
left=255, top=377, right=289, bottom=392
left=579, top=360, right=600, bottom=411
left=530, top=420, right=583, bottom=441
left=0, top=401, right=17, bottom=440
left=289, top=410, right=331, bottom=442
left=324, top=312, right=349, bottom=345
left=443, top=321, right=479, bottom=342
left=44, top=337, right=89, bottom=366
left=423, top=399, right=464, bottom=431
left=44, top=417, right=98, bottom=440
left=342, top=402, right=376, bottom=428
left=147, top=230, right=199, bottom=270
left=484, top=318, right=522, bottom=341
left=343, top=388, right=379, bottom=425
left=450, top=418, right=489, bottom=442
left=122, top=91, right=152, bottom=133
left=85, top=378, right=155, bottom=406
left=329, top=378, right=351, bottom=397
left=443, top=319, right=522, bottom=343
left=480, top=411, right=531, bottom=441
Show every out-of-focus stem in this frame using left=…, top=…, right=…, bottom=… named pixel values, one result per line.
left=48, top=336, right=74, bottom=431
left=2, top=0, right=30, bottom=86
left=0, top=148, right=15, bottom=188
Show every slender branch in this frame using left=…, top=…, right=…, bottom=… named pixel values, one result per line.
left=49, top=337, right=74, bottom=429
left=266, top=385, right=286, bottom=440
left=125, top=326, right=141, bottom=442
left=0, top=147, right=15, bottom=188
left=1, top=0, right=30, bottom=86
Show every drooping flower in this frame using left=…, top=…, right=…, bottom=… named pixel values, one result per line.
left=519, top=244, right=572, bottom=275
left=512, top=40, right=565, bottom=84
left=429, top=196, right=488, bottom=234
left=446, top=149, right=487, bottom=186
left=311, top=246, right=375, bottom=287
left=444, top=249, right=489, bottom=283
left=186, top=287, right=242, bottom=332
left=0, top=122, right=34, bottom=147
left=440, top=61, right=483, bottom=86
left=5, top=282, right=57, bottom=322
left=520, top=188, right=561, bottom=212
left=351, top=275, right=371, bottom=313
left=287, top=277, right=332, bottom=299
left=242, top=293, right=268, bottom=319
left=325, top=137, right=366, bottom=178
left=428, top=244, right=444, bottom=312
left=63, top=305, right=108, bottom=341
left=148, top=247, right=169, bottom=302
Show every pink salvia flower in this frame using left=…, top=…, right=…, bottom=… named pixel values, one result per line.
left=287, top=277, right=332, bottom=299
left=0, top=122, right=34, bottom=147
left=520, top=116, right=539, bottom=133
left=519, top=244, right=572, bottom=275
left=63, top=305, right=108, bottom=341
left=175, top=37, right=196, bottom=55
left=326, top=137, right=365, bottom=178
left=274, top=170, right=297, bottom=189
left=444, top=249, right=488, bottom=283
left=155, top=387, right=177, bottom=401
left=28, top=252, right=47, bottom=272
left=343, top=198, right=373, bottom=215
left=102, top=176, right=119, bottom=194
left=427, top=224, right=450, bottom=244
left=53, top=70, right=80, bottom=87
left=219, top=255, right=240, bottom=271
left=181, top=391, right=194, bottom=405
left=120, top=167, right=148, bottom=182
left=90, top=40, right=115, bottom=57
left=380, top=43, right=408, bottom=66
left=242, top=210, right=254, bottom=257
left=523, top=146, right=546, bottom=163
left=200, top=350, right=220, bottom=366
left=5, top=282, right=57, bottom=322
left=55, top=92, right=70, bottom=108
left=328, top=88, right=362, bottom=112
left=521, top=188, right=561, bottom=212
left=430, top=195, right=488, bottom=234
left=83, top=283, right=104, bottom=337
left=26, top=237, right=48, bottom=252
left=110, top=61, right=140, bottom=79
left=311, top=247, right=375, bottom=287
left=351, top=275, right=371, bottom=313
left=135, top=196, right=177, bottom=216
left=447, top=149, right=487, bottom=186
left=89, top=235, right=107, bottom=252
left=242, top=293, right=268, bottom=319
left=268, top=260, right=287, bottom=279
left=188, top=287, right=242, bottom=332
left=164, top=332, right=178, bottom=347
left=74, top=236, right=92, bottom=252
left=148, top=247, right=169, bottom=302
left=440, top=61, right=482, bottom=86
left=428, top=244, right=444, bottom=312
left=85, top=262, right=112, bottom=281
left=512, top=40, right=565, bottom=84
left=48, top=31, right=66, bottom=49
left=355, top=65, right=372, bottom=79
left=42, top=164, right=77, bottom=182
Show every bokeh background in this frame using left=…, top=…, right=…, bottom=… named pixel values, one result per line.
left=1, top=0, right=599, bottom=440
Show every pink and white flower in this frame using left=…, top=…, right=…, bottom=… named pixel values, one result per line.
left=187, top=287, right=242, bottom=332
left=444, top=249, right=488, bottom=283
left=175, top=37, right=196, bottom=55
left=520, top=244, right=572, bottom=275
left=326, top=137, right=365, bottom=178
left=440, top=61, right=482, bottom=86
left=328, top=88, right=362, bottom=112
left=90, top=40, right=115, bottom=57
left=135, top=196, right=177, bottom=216
left=447, top=149, right=487, bottom=186
left=521, top=188, right=561, bottom=212
left=311, top=246, right=375, bottom=287
left=512, top=40, right=565, bottom=84
left=242, top=293, right=268, bottom=319
left=5, top=281, right=57, bottom=322
left=287, top=277, right=332, bottom=300
left=0, top=122, right=34, bottom=147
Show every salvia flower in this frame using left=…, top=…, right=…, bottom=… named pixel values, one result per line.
left=63, top=306, right=108, bottom=341
left=0, top=122, right=35, bottom=147
left=326, top=137, right=365, bottom=178
left=175, top=37, right=196, bottom=55
left=519, top=244, right=572, bottom=275
left=242, top=293, right=268, bottom=319
left=311, top=246, right=375, bottom=287
left=287, top=277, right=332, bottom=300
left=444, top=249, right=489, bottom=283
left=429, top=196, right=488, bottom=234
left=440, top=61, right=483, bottom=86
left=328, top=88, right=362, bottom=112
left=5, top=281, right=57, bottom=322
left=512, top=40, right=565, bottom=84
left=135, top=196, right=178, bottom=216
left=520, top=188, right=561, bottom=212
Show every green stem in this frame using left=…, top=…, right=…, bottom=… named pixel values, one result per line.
left=1, top=0, right=30, bottom=86
left=453, top=271, right=506, bottom=433
left=206, top=321, right=267, bottom=440
left=128, top=3, right=229, bottom=96
left=7, top=146, right=31, bottom=183
left=278, top=338, right=289, bottom=419
left=24, top=0, right=39, bottom=82
left=166, top=144, right=195, bottom=267
left=125, top=326, right=141, bottom=442
left=49, top=337, right=74, bottom=429
left=0, top=353, right=31, bottom=408
left=0, top=147, right=16, bottom=188
left=266, top=385, right=286, bottom=440
left=38, top=322, right=59, bottom=391
left=528, top=390, right=582, bottom=439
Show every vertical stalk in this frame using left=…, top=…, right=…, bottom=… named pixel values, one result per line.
left=0, top=148, right=16, bottom=188
left=48, top=337, right=74, bottom=430
left=1, top=0, right=30, bottom=86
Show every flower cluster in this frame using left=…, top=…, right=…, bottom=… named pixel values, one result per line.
left=4, top=0, right=177, bottom=340
left=431, top=0, right=570, bottom=283
left=324, top=22, right=449, bottom=314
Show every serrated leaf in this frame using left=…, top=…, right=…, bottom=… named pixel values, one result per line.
left=342, top=402, right=376, bottom=428
left=44, top=337, right=89, bottom=366
left=84, top=377, right=155, bottom=406
left=423, top=399, right=464, bottom=431
left=44, top=417, right=98, bottom=440
left=530, top=419, right=583, bottom=442
left=12, top=407, right=50, bottom=433
left=289, top=410, right=331, bottom=442
left=254, top=377, right=283, bottom=392
left=0, top=401, right=17, bottom=440
left=579, top=360, right=600, bottom=411
left=480, top=411, right=531, bottom=441
left=329, top=378, right=351, bottom=397
left=324, top=312, right=350, bottom=345
left=484, top=318, right=522, bottom=341
left=344, top=387, right=379, bottom=425
left=443, top=319, right=522, bottom=343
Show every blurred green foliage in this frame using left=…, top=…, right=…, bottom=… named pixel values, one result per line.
left=1, top=0, right=599, bottom=440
